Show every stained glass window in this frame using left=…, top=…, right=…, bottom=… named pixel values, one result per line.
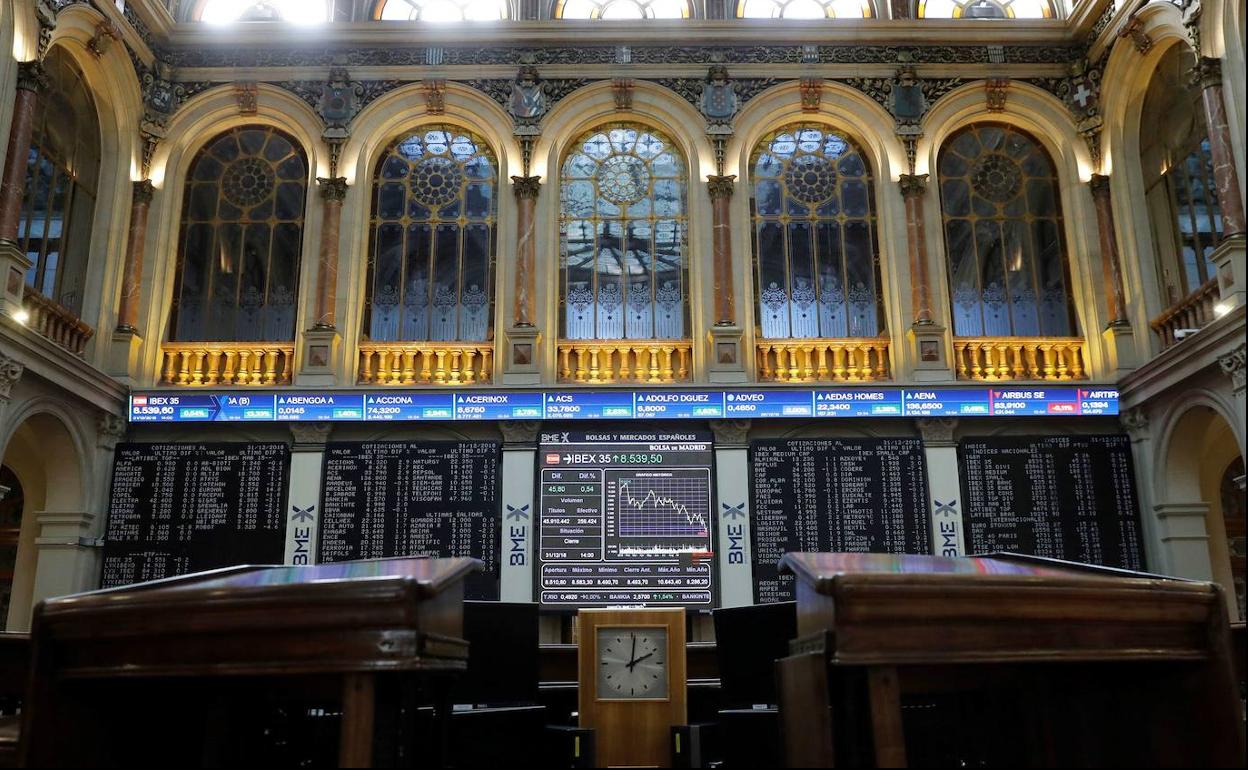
left=376, top=0, right=509, bottom=20
left=918, top=0, right=1055, bottom=18
left=18, top=48, right=100, bottom=318
left=196, top=0, right=330, bottom=23
left=365, top=126, right=498, bottom=343
left=750, top=125, right=884, bottom=340
left=171, top=127, right=308, bottom=342
left=938, top=124, right=1075, bottom=338
left=560, top=124, right=689, bottom=341
left=737, top=0, right=873, bottom=18
left=557, top=0, right=691, bottom=18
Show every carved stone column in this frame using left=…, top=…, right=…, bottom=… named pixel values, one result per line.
left=1088, top=175, right=1128, bottom=326
left=1194, top=58, right=1245, bottom=238
left=0, top=62, right=46, bottom=244
left=706, top=175, right=737, bottom=326
left=511, top=175, right=541, bottom=328
left=116, top=181, right=155, bottom=334
left=899, top=174, right=933, bottom=325
left=312, top=177, right=348, bottom=330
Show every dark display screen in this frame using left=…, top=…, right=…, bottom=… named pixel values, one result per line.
left=750, top=438, right=931, bottom=603
left=537, top=430, right=715, bottom=608
left=102, top=443, right=289, bottom=587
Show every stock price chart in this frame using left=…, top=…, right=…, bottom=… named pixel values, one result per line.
left=537, top=430, right=715, bottom=608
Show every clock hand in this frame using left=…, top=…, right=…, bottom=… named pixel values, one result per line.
left=627, top=652, right=654, bottom=671
left=629, top=634, right=636, bottom=667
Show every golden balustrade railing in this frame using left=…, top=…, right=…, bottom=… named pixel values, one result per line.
left=22, top=286, right=94, bottom=356
left=756, top=338, right=891, bottom=383
left=1150, top=278, right=1221, bottom=349
left=558, top=340, right=692, bottom=384
left=160, top=343, right=295, bottom=386
left=953, top=337, right=1087, bottom=381
left=358, top=341, right=494, bottom=385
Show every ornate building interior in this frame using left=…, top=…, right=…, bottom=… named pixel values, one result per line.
left=0, top=0, right=1242, bottom=640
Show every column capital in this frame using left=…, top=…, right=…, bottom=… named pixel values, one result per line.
left=898, top=173, right=929, bottom=198
left=290, top=422, right=333, bottom=449
left=499, top=420, right=542, bottom=445
left=1190, top=56, right=1222, bottom=89
left=317, top=176, right=349, bottom=202
left=1120, top=407, right=1150, bottom=441
left=709, top=419, right=751, bottom=447
left=132, top=179, right=155, bottom=206
left=1088, top=173, right=1111, bottom=197
left=511, top=175, right=542, bottom=200
left=1218, top=342, right=1246, bottom=392
left=0, top=351, right=24, bottom=403
left=16, top=61, right=48, bottom=94
left=706, top=174, right=737, bottom=200
left=916, top=417, right=957, bottom=447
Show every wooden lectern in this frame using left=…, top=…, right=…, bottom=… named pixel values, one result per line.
left=20, top=556, right=481, bottom=767
left=776, top=553, right=1245, bottom=768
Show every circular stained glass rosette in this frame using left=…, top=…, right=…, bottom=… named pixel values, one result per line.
left=222, top=157, right=276, bottom=208
left=783, top=154, right=837, bottom=204
left=596, top=155, right=650, bottom=204
left=411, top=156, right=466, bottom=207
left=970, top=153, right=1023, bottom=203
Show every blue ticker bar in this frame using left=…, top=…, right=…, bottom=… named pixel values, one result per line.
left=129, top=386, right=1120, bottom=423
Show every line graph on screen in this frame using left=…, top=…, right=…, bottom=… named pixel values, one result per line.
left=615, top=472, right=711, bottom=538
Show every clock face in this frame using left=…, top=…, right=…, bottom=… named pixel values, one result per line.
left=596, top=626, right=669, bottom=701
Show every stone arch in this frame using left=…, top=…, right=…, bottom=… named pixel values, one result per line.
left=38, top=5, right=146, bottom=363
left=1153, top=393, right=1244, bottom=617
left=1100, top=2, right=1201, bottom=347
left=730, top=81, right=912, bottom=375
left=139, top=84, right=327, bottom=385
left=338, top=82, right=522, bottom=379
left=0, top=403, right=89, bottom=631
left=537, top=81, right=717, bottom=376
left=920, top=81, right=1105, bottom=376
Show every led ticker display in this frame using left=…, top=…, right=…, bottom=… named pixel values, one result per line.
left=130, top=387, right=1120, bottom=423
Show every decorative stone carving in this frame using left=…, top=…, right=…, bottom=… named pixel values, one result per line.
left=1219, top=344, right=1246, bottom=392
left=16, top=61, right=49, bottom=95
left=88, top=19, right=120, bottom=58
left=916, top=418, right=958, bottom=447
left=234, top=81, right=259, bottom=115
left=709, top=419, right=751, bottom=447
left=318, top=176, right=348, bottom=203
left=290, top=422, right=333, bottom=447
left=141, top=60, right=183, bottom=137
left=612, top=78, right=634, bottom=111
left=35, top=0, right=56, bottom=59
left=509, top=65, right=549, bottom=125
left=1119, top=16, right=1153, bottom=55
left=1120, top=407, right=1149, bottom=441
left=0, top=353, right=24, bottom=403
left=96, top=412, right=127, bottom=450
left=423, top=79, right=446, bottom=114
left=512, top=175, right=542, bottom=201
left=499, top=420, right=542, bottom=445
left=898, top=173, right=928, bottom=199
left=699, top=65, right=740, bottom=129
left=985, top=78, right=1009, bottom=112
left=319, top=67, right=362, bottom=132
left=706, top=175, right=735, bottom=200
left=799, top=77, right=822, bottom=112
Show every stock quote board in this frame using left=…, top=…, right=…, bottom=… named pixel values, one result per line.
left=102, top=443, right=289, bottom=588
left=318, top=441, right=502, bottom=600
left=958, top=435, right=1144, bottom=569
left=750, top=438, right=931, bottom=603
left=537, top=430, right=715, bottom=609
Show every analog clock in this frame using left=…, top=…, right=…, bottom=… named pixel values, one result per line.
left=596, top=626, right=669, bottom=700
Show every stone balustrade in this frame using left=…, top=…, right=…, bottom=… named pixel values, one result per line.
left=953, top=337, right=1087, bottom=381
left=160, top=343, right=295, bottom=386
left=756, top=338, right=890, bottom=382
left=358, top=341, right=494, bottom=385
left=558, top=340, right=692, bottom=384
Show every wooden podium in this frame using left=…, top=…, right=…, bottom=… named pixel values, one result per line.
left=20, top=556, right=481, bottom=767
left=775, top=553, right=1246, bottom=768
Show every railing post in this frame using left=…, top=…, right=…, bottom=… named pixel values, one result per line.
left=0, top=63, right=47, bottom=322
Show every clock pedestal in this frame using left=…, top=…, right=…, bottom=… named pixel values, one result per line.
left=577, top=608, right=687, bottom=767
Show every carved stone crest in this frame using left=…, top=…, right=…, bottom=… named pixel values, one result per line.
left=699, top=65, right=740, bottom=126
left=509, top=65, right=549, bottom=125
left=319, top=67, right=362, bottom=131
left=985, top=78, right=1010, bottom=112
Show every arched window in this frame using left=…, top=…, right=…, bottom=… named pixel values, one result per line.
left=1140, top=45, right=1224, bottom=304
left=365, top=126, right=498, bottom=343
left=737, top=0, right=872, bottom=17
left=18, top=48, right=100, bottom=318
left=751, top=125, right=884, bottom=340
left=376, top=0, right=509, bottom=20
left=560, top=124, right=689, bottom=341
left=938, top=124, right=1074, bottom=338
left=195, top=0, right=330, bottom=22
left=918, top=0, right=1054, bottom=18
left=171, top=126, right=309, bottom=343
left=557, top=0, right=691, bottom=18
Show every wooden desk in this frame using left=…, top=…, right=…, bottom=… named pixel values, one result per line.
left=20, top=557, right=480, bottom=768
left=776, top=553, right=1245, bottom=767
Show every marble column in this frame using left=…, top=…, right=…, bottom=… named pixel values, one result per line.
left=899, top=174, right=933, bottom=324
left=116, top=181, right=155, bottom=333
left=0, top=62, right=47, bottom=244
left=1196, top=58, right=1245, bottom=238
left=707, top=175, right=737, bottom=326
left=1088, top=174, right=1128, bottom=326
left=512, top=176, right=541, bottom=327
left=312, top=177, right=347, bottom=330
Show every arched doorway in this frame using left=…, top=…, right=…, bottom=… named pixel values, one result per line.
left=0, top=412, right=84, bottom=631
